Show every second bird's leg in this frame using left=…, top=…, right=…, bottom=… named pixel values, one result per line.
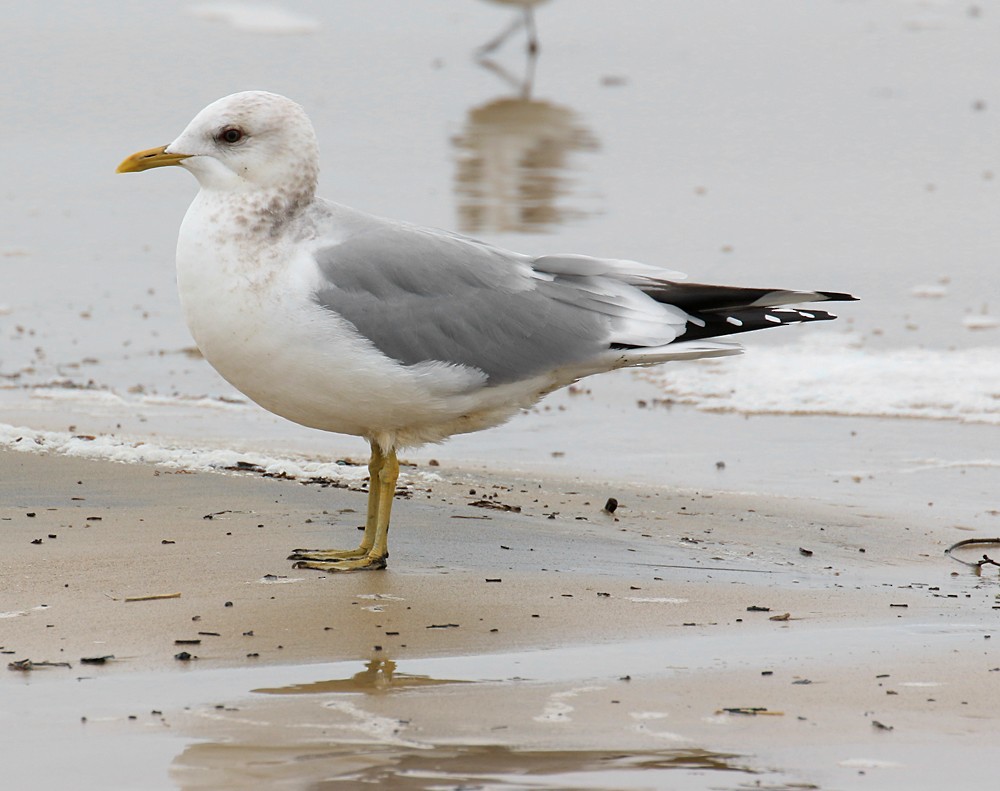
left=476, top=14, right=526, bottom=56
left=524, top=7, right=539, bottom=54
left=290, top=443, right=398, bottom=572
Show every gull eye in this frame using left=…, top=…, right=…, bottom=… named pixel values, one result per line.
left=218, top=126, right=245, bottom=144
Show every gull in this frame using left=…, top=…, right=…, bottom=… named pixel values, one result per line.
left=117, top=91, right=855, bottom=572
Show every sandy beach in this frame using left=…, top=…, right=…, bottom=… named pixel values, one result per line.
left=3, top=438, right=998, bottom=790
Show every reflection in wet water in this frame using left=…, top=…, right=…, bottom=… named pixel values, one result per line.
left=253, top=658, right=470, bottom=695
left=453, top=95, right=599, bottom=233
left=454, top=15, right=600, bottom=234
left=172, top=654, right=766, bottom=788
left=174, top=742, right=753, bottom=790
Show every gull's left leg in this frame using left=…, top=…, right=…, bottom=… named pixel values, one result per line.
left=368, top=448, right=399, bottom=561
left=288, top=442, right=384, bottom=562
left=292, top=445, right=399, bottom=572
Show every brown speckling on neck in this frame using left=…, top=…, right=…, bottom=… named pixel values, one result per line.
left=243, top=181, right=315, bottom=238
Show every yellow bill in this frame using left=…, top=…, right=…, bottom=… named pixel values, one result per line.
left=116, top=145, right=191, bottom=173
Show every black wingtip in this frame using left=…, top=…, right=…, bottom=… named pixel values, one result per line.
left=817, top=291, right=859, bottom=302
left=680, top=306, right=841, bottom=342
left=640, top=282, right=858, bottom=312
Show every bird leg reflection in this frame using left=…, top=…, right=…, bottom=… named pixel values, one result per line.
left=477, top=4, right=540, bottom=56
left=289, top=441, right=398, bottom=572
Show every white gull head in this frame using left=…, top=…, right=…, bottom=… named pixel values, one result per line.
left=165, top=91, right=320, bottom=214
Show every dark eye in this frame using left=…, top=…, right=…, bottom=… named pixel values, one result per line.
left=218, top=127, right=244, bottom=144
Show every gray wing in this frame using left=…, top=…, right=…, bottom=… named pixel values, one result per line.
left=312, top=225, right=628, bottom=385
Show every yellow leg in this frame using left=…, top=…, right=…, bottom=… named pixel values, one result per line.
left=290, top=444, right=383, bottom=560
left=370, top=449, right=399, bottom=559
left=291, top=443, right=397, bottom=572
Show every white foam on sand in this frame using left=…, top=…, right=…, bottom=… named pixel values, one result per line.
left=644, top=335, right=1000, bottom=425
left=0, top=423, right=371, bottom=484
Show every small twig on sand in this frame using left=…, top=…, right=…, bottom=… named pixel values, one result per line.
left=104, top=592, right=182, bottom=603
left=7, top=659, right=73, bottom=671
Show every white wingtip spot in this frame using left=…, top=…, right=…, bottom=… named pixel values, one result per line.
left=764, top=314, right=782, bottom=323
left=726, top=316, right=743, bottom=326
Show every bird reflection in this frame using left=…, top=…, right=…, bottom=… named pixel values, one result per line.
left=253, top=658, right=470, bottom=695
left=454, top=19, right=600, bottom=234
left=477, top=0, right=551, bottom=55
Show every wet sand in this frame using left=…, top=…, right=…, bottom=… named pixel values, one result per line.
left=3, top=446, right=998, bottom=789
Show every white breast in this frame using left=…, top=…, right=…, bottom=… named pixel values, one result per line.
left=173, top=192, right=544, bottom=445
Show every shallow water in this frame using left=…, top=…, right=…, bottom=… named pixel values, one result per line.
left=5, top=618, right=994, bottom=789
left=175, top=744, right=758, bottom=790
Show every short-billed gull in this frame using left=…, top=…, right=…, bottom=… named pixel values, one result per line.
left=117, top=91, right=855, bottom=572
